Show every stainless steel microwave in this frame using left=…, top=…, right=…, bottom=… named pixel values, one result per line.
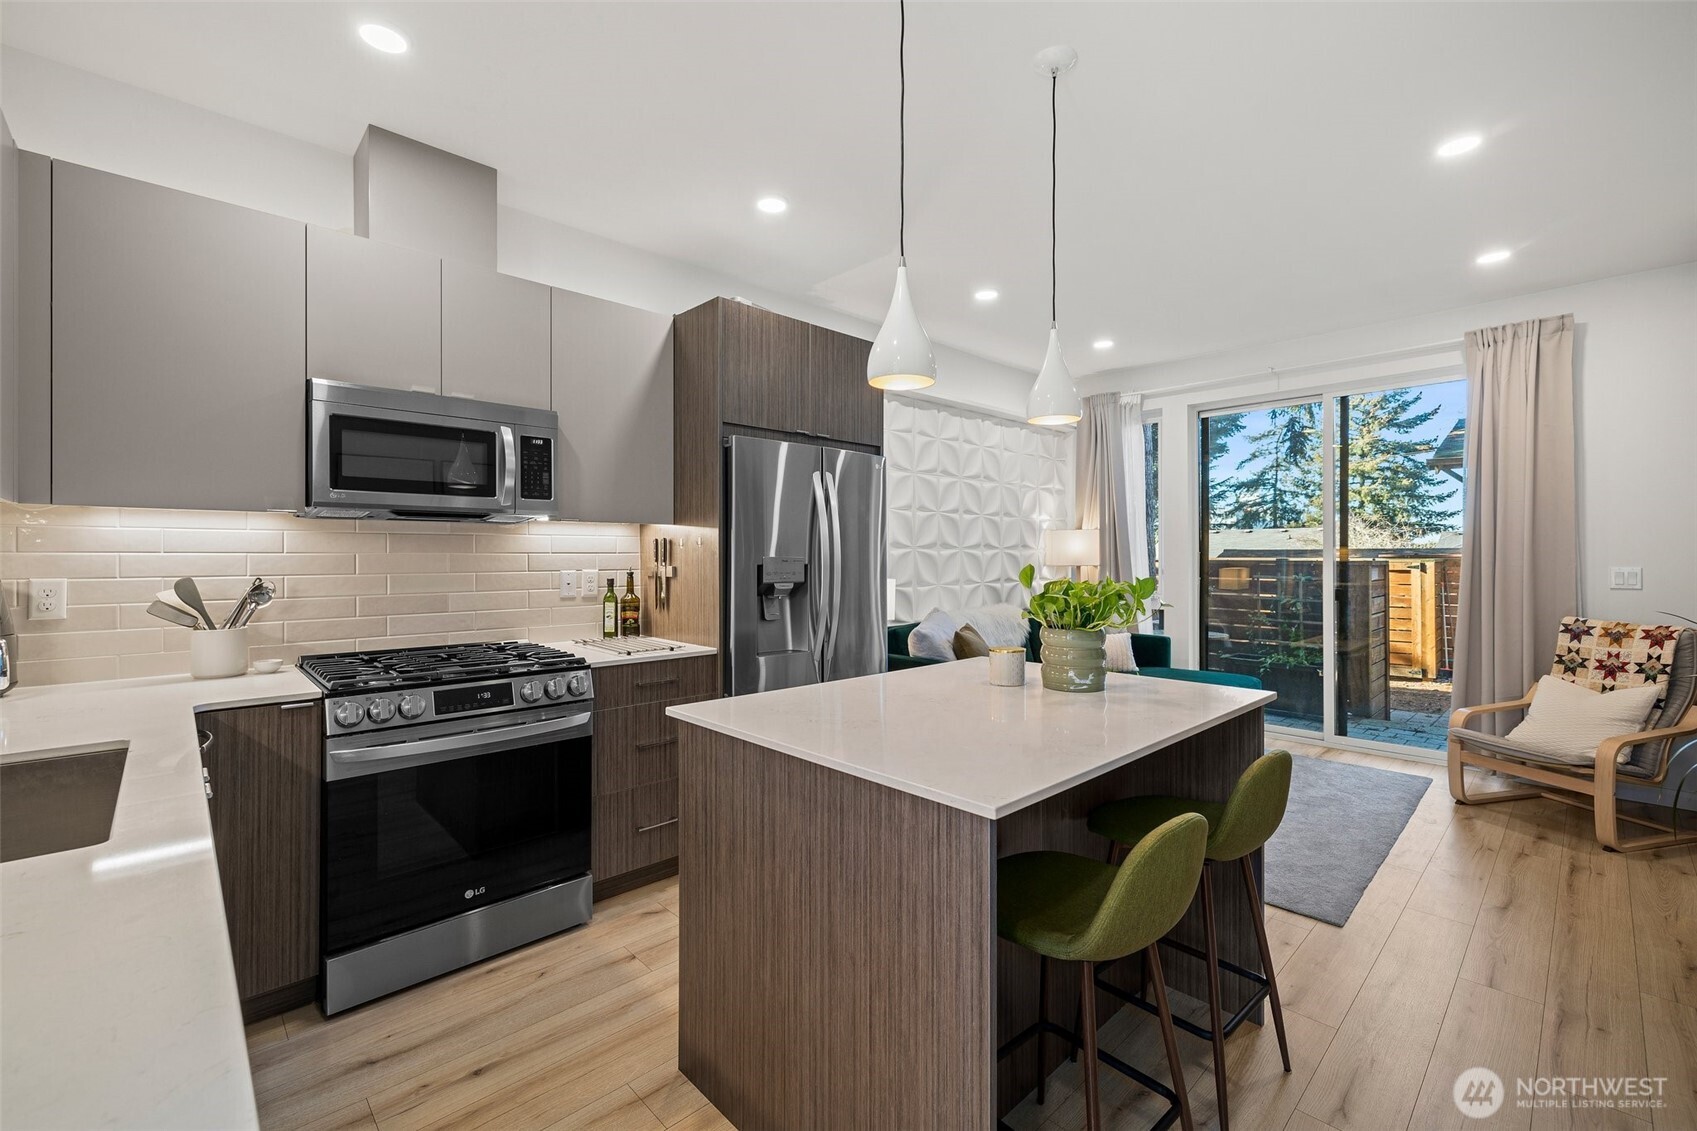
left=304, top=380, right=558, bottom=522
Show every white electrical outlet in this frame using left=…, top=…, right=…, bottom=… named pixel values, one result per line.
left=1609, top=566, right=1644, bottom=591
left=29, top=579, right=68, bottom=621
left=559, top=570, right=580, bottom=599
left=583, top=570, right=600, bottom=597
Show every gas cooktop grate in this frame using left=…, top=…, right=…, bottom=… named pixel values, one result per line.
left=299, top=641, right=587, bottom=693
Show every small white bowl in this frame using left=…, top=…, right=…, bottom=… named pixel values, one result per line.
left=250, top=659, right=285, bottom=675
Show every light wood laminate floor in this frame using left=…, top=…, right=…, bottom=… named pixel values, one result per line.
left=248, top=744, right=1697, bottom=1131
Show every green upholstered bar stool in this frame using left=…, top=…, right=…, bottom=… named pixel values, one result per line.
left=1084, top=752, right=1294, bottom=1131
left=997, top=814, right=1208, bottom=1131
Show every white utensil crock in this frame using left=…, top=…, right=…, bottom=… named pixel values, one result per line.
left=190, top=628, right=250, bottom=679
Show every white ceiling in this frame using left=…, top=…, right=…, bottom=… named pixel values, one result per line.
left=4, top=2, right=1693, bottom=378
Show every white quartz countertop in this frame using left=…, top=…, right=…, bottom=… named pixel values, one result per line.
left=667, top=660, right=1274, bottom=819
left=0, top=670, right=322, bottom=1131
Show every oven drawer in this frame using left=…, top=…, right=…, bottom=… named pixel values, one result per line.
left=593, top=697, right=708, bottom=797
left=592, top=655, right=717, bottom=709
left=593, top=779, right=679, bottom=882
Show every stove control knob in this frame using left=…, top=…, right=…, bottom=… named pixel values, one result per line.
left=543, top=676, right=568, bottom=700
left=567, top=673, right=590, bottom=698
left=333, top=700, right=366, bottom=729
left=398, top=694, right=427, bottom=720
left=519, top=680, right=544, bottom=703
left=367, top=697, right=397, bottom=723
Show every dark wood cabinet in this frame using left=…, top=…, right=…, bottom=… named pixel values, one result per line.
left=590, top=655, right=717, bottom=899
left=719, top=300, right=812, bottom=435
left=198, top=700, right=321, bottom=1021
left=808, top=325, right=882, bottom=448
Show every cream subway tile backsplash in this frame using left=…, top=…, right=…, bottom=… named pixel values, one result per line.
left=0, top=501, right=640, bottom=686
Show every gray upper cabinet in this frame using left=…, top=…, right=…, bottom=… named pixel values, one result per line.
left=307, top=226, right=440, bottom=394
left=51, top=161, right=306, bottom=511
left=441, top=260, right=551, bottom=409
left=551, top=289, right=673, bottom=524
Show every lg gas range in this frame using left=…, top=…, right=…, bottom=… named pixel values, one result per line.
left=300, top=641, right=595, bottom=1014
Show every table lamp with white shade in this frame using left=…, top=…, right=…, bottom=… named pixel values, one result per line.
left=1042, top=528, right=1099, bottom=581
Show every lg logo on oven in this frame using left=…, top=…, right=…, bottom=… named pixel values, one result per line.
left=464, top=886, right=486, bottom=900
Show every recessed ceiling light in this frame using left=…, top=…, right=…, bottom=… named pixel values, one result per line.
left=756, top=196, right=788, bottom=214
left=357, top=23, right=408, bottom=54
left=973, top=288, right=999, bottom=302
left=1435, top=133, right=1483, bottom=159
left=1092, top=338, right=1114, bottom=350
left=1475, top=248, right=1512, bottom=266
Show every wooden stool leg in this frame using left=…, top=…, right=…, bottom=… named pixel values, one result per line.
left=1240, top=855, right=1291, bottom=1072
left=1079, top=960, right=1102, bottom=1131
left=1201, top=864, right=1229, bottom=1131
left=1146, top=945, right=1195, bottom=1131
left=1036, top=955, right=1049, bottom=1105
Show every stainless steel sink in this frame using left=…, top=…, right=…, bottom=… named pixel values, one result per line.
left=1, top=745, right=128, bottom=863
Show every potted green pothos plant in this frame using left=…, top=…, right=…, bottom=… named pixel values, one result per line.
left=1017, top=564, right=1159, bottom=693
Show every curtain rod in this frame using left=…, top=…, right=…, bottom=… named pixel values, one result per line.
left=1105, top=337, right=1467, bottom=400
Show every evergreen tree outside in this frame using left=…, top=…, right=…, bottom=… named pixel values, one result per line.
left=1208, top=388, right=1460, bottom=539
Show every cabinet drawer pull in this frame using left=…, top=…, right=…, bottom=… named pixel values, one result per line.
left=635, top=677, right=678, bottom=689
left=636, top=817, right=679, bottom=834
left=279, top=702, right=314, bottom=711
left=198, top=730, right=214, bottom=753
left=635, top=737, right=678, bottom=752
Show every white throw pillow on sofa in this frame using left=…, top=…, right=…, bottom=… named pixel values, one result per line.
left=1504, top=675, right=1664, bottom=764
left=1104, top=630, right=1140, bottom=674
left=908, top=608, right=963, bottom=661
left=965, top=604, right=1031, bottom=650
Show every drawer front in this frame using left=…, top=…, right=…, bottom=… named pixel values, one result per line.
left=593, top=779, right=679, bottom=881
left=594, top=698, right=705, bottom=797
left=593, top=655, right=717, bottom=709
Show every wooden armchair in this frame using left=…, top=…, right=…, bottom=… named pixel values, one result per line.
left=1448, top=619, right=1697, bottom=852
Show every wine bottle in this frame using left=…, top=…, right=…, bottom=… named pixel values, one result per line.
left=601, top=578, right=618, bottom=638
left=619, top=571, right=641, bottom=637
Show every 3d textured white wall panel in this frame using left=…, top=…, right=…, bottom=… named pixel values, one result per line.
left=884, top=395, right=1074, bottom=623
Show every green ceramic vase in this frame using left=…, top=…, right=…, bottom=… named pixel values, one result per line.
left=1039, top=627, right=1107, bottom=693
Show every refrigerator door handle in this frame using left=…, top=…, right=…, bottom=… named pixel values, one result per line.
left=824, top=470, right=844, bottom=679
left=810, top=470, right=831, bottom=678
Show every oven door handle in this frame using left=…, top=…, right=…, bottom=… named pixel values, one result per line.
left=326, top=712, right=591, bottom=781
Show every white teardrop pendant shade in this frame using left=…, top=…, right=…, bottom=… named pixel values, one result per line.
left=1026, top=326, right=1080, bottom=425
left=867, top=261, right=937, bottom=391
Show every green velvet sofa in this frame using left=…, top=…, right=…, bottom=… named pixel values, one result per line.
left=886, top=621, right=1263, bottom=691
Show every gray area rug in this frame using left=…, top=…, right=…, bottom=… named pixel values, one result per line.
left=1263, top=754, right=1432, bottom=926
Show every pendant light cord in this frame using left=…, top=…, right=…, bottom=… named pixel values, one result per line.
left=1050, top=73, right=1058, bottom=326
left=899, top=0, right=906, bottom=260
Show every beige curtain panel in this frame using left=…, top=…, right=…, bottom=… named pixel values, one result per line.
left=1452, top=313, right=1578, bottom=728
left=1075, top=393, right=1133, bottom=580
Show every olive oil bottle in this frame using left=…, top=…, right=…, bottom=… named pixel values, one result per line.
left=601, top=578, right=618, bottom=638
left=618, top=571, right=642, bottom=637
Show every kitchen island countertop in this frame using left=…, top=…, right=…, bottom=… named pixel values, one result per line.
left=668, top=657, right=1273, bottom=819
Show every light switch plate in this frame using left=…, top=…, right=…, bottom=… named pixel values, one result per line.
left=559, top=570, right=580, bottom=599
left=1608, top=566, right=1643, bottom=591
left=29, top=579, right=67, bottom=621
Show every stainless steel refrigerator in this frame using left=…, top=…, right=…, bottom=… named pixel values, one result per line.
left=725, top=435, right=886, bottom=696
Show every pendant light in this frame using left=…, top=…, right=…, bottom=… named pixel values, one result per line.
left=867, top=0, right=937, bottom=391
left=1026, top=46, right=1081, bottom=427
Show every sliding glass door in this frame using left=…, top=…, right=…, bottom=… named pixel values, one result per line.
left=1200, top=379, right=1467, bottom=752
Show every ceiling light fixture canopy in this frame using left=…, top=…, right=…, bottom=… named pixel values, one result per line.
left=1026, top=46, right=1081, bottom=427
left=358, top=23, right=408, bottom=54
left=868, top=0, right=937, bottom=392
